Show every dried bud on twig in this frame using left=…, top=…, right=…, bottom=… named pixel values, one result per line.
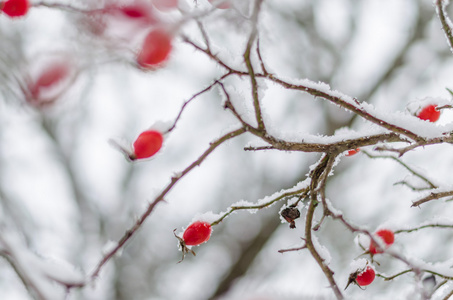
left=281, top=206, right=301, bottom=229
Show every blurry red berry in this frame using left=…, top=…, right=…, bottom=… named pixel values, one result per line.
left=356, top=266, right=375, bottom=286
left=1, top=0, right=29, bottom=17
left=132, top=130, right=163, bottom=159
left=27, top=61, right=72, bottom=105
left=417, top=104, right=440, bottom=122
left=369, top=229, right=394, bottom=255
left=346, top=148, right=360, bottom=156
left=116, top=2, right=155, bottom=24
left=137, top=29, right=172, bottom=68
left=182, top=221, right=212, bottom=246
left=33, top=63, right=69, bottom=89
left=120, top=6, right=147, bottom=18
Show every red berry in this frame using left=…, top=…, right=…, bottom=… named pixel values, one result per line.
left=369, top=229, right=394, bottom=255
left=1, top=0, right=29, bottom=17
left=346, top=148, right=360, bottom=156
left=120, top=6, right=147, bottom=19
left=116, top=2, right=155, bottom=24
left=132, top=130, right=163, bottom=159
left=34, top=63, right=69, bottom=88
left=182, top=221, right=212, bottom=246
left=417, top=104, right=440, bottom=122
left=356, top=266, right=375, bottom=286
left=137, top=29, right=172, bottom=69
left=27, top=61, right=72, bottom=105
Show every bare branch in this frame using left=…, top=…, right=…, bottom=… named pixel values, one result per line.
left=363, top=151, right=437, bottom=189
left=210, top=186, right=308, bottom=226
left=435, top=0, right=453, bottom=54
left=412, top=190, right=453, bottom=207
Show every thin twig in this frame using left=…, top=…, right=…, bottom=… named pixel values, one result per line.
left=210, top=187, right=308, bottom=226
left=166, top=77, right=232, bottom=133
left=244, top=0, right=266, bottom=131
left=412, top=190, right=453, bottom=207
left=435, top=0, right=453, bottom=54
left=305, top=154, right=344, bottom=300
left=363, top=151, right=437, bottom=189
left=89, top=127, right=246, bottom=280
left=395, top=223, right=453, bottom=234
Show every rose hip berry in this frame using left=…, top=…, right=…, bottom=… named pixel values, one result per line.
left=182, top=221, right=212, bottom=246
left=132, top=130, right=163, bottom=160
left=356, top=266, right=375, bottom=286
left=417, top=104, right=440, bottom=122
left=137, top=29, right=172, bottom=69
left=346, top=148, right=360, bottom=156
left=29, top=62, right=70, bottom=99
left=345, top=264, right=376, bottom=290
left=174, top=221, right=212, bottom=262
left=1, top=0, right=29, bottom=18
left=369, top=229, right=394, bottom=255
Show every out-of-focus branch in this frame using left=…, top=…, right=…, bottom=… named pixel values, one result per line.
left=379, top=268, right=453, bottom=281
left=394, top=223, right=453, bottom=234
left=33, top=2, right=102, bottom=13
left=435, top=0, right=453, bottom=54
left=0, top=232, right=85, bottom=300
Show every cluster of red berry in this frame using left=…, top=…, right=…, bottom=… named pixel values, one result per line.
left=2, top=0, right=183, bottom=107
left=346, top=229, right=395, bottom=289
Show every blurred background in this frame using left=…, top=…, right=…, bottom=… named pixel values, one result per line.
left=1, top=0, right=453, bottom=299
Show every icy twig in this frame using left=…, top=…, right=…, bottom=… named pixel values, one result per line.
left=375, top=135, right=453, bottom=156
left=256, top=37, right=269, bottom=75
left=167, top=78, right=233, bottom=133
left=264, top=75, right=423, bottom=142
left=362, top=151, right=437, bottom=189
left=411, top=190, right=453, bottom=207
left=278, top=239, right=307, bottom=253
left=305, top=154, right=344, bottom=300
left=435, top=0, right=453, bottom=54
left=395, top=223, right=453, bottom=234
left=182, top=36, right=248, bottom=75
left=218, top=81, right=251, bottom=126
left=210, top=187, right=309, bottom=226
left=33, top=2, right=102, bottom=13
left=243, top=0, right=266, bottom=131
left=379, top=268, right=453, bottom=281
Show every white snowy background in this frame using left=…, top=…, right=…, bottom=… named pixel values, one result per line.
left=1, top=0, right=453, bottom=299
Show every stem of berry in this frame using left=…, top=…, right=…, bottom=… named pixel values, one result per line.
left=305, top=155, right=344, bottom=300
